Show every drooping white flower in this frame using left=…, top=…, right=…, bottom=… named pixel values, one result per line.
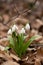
left=12, top=25, right=18, bottom=32
left=25, top=23, right=30, bottom=30
left=0, top=45, right=5, bottom=51
left=7, top=29, right=12, bottom=35
left=20, top=28, right=25, bottom=34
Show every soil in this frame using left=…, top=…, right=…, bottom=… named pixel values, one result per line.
left=0, top=0, right=43, bottom=65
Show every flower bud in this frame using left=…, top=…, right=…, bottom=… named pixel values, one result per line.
left=20, top=28, right=25, bottom=34
left=12, top=25, right=18, bottom=32
left=25, top=23, right=30, bottom=30
left=7, top=29, right=12, bottom=35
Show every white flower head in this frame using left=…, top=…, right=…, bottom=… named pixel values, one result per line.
left=20, top=28, right=25, bottom=34
left=7, top=29, right=12, bottom=35
left=12, top=25, right=18, bottom=32
left=0, top=45, right=5, bottom=51
left=25, top=23, right=30, bottom=30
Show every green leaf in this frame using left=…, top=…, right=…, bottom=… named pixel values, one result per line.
left=8, top=36, right=15, bottom=49
left=6, top=31, right=39, bottom=58
left=22, top=35, right=39, bottom=53
left=4, top=46, right=10, bottom=51
left=15, top=34, right=24, bottom=57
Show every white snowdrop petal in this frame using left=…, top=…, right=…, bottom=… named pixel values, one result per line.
left=25, top=23, right=30, bottom=30
left=15, top=26, right=18, bottom=30
left=7, top=29, right=12, bottom=34
left=12, top=25, right=18, bottom=32
left=20, top=28, right=25, bottom=34
left=0, top=45, right=5, bottom=51
left=12, top=26, right=16, bottom=32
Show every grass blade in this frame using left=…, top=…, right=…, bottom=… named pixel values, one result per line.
left=22, top=35, right=39, bottom=53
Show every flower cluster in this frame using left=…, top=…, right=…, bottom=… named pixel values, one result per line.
left=7, top=23, right=30, bottom=35
left=6, top=23, right=38, bottom=58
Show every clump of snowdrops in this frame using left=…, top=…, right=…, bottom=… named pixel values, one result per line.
left=5, top=23, right=38, bottom=58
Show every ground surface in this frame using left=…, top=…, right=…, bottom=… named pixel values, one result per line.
left=0, top=0, right=43, bottom=65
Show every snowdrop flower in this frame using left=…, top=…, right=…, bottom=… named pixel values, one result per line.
left=7, top=29, right=12, bottom=35
left=25, top=23, right=30, bottom=30
left=20, top=28, right=25, bottom=34
left=0, top=45, right=5, bottom=51
left=12, top=25, right=18, bottom=32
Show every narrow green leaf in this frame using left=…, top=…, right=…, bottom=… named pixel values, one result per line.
left=6, top=31, right=39, bottom=58
left=8, top=36, right=15, bottom=48
left=22, top=35, right=39, bottom=53
left=4, top=46, right=10, bottom=51
left=15, top=34, right=24, bottom=57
